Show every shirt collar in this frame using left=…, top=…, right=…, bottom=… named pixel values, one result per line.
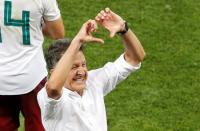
left=64, top=86, right=88, bottom=98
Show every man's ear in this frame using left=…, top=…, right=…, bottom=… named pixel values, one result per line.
left=49, top=69, right=54, bottom=75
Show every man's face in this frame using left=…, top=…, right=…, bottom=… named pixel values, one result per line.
left=65, top=51, right=88, bottom=92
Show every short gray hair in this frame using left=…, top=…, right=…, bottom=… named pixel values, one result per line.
left=46, top=38, right=83, bottom=70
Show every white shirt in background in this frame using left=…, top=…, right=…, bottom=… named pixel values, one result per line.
left=0, top=0, right=60, bottom=95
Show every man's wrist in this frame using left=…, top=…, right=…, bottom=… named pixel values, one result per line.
left=117, top=21, right=129, bottom=35
left=72, top=36, right=84, bottom=46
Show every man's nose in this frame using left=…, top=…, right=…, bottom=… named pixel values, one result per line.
left=77, top=69, right=84, bottom=75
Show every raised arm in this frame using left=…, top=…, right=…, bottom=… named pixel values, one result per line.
left=46, top=20, right=103, bottom=99
left=95, top=8, right=145, bottom=65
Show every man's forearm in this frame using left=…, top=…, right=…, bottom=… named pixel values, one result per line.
left=122, top=29, right=145, bottom=65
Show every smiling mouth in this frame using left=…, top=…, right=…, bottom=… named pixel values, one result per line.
left=73, top=77, right=85, bottom=83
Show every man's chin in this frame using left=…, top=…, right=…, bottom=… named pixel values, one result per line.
left=72, top=84, right=86, bottom=91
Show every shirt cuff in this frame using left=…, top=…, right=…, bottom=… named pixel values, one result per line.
left=44, top=13, right=61, bottom=22
left=114, top=53, right=141, bottom=72
left=44, top=88, right=63, bottom=105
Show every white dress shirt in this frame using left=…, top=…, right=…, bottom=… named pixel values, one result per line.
left=37, top=54, right=141, bottom=131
